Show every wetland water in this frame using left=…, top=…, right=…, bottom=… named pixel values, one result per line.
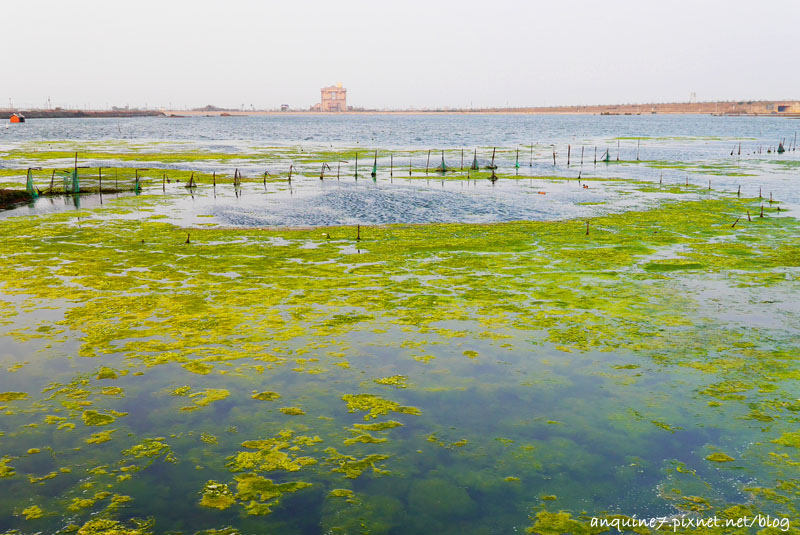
left=0, top=115, right=798, bottom=534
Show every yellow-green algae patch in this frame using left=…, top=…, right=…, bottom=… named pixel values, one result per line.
left=0, top=392, right=28, bottom=402
left=21, top=504, right=44, bottom=519
left=252, top=391, right=281, bottom=401
left=374, top=375, right=408, bottom=388
left=81, top=410, right=117, bottom=426
left=705, top=452, right=736, bottom=463
left=200, top=481, right=236, bottom=510
left=342, top=394, right=421, bottom=420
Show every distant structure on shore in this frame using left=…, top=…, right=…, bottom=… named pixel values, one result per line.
left=311, top=83, right=347, bottom=112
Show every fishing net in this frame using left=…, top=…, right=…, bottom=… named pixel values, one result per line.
left=57, top=170, right=79, bottom=193
left=26, top=169, right=38, bottom=198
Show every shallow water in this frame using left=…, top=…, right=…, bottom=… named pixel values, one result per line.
left=0, top=116, right=798, bottom=535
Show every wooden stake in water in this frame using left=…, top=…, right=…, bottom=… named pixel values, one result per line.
left=552, top=146, right=556, bottom=166
left=99, top=167, right=102, bottom=193
left=390, top=154, right=393, bottom=177
left=737, top=185, right=740, bottom=197
left=580, top=146, right=584, bottom=166
left=371, top=151, right=377, bottom=179
left=460, top=148, right=464, bottom=170
left=213, top=171, right=216, bottom=188
left=337, top=161, right=341, bottom=180
left=471, top=149, right=478, bottom=171
left=530, top=143, right=533, bottom=167
left=594, top=146, right=597, bottom=165
left=425, top=150, right=430, bottom=175
left=515, top=147, right=520, bottom=169
left=355, top=153, right=358, bottom=180
left=288, top=165, right=293, bottom=182
left=636, top=138, right=640, bottom=161
left=49, top=169, right=55, bottom=193
left=356, top=225, right=361, bottom=241
left=585, top=221, right=589, bottom=236
left=567, top=144, right=571, bottom=167
left=162, top=172, right=166, bottom=192
left=617, top=140, right=620, bottom=161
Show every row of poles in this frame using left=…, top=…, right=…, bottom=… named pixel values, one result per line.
left=21, top=135, right=798, bottom=197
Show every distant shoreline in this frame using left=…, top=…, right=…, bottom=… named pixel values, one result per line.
left=3, top=99, right=799, bottom=119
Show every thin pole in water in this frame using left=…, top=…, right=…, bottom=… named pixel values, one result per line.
left=530, top=143, right=533, bottom=167
left=355, top=153, right=358, bottom=180
left=426, top=150, right=430, bottom=175
left=390, top=154, right=393, bottom=177
left=460, top=148, right=464, bottom=171
left=567, top=144, right=571, bottom=167
left=617, top=140, right=620, bottom=161
left=636, top=139, right=640, bottom=161
left=99, top=167, right=102, bottom=193
left=594, top=146, right=597, bottom=165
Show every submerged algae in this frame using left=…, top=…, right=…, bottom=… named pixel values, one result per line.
left=0, top=151, right=798, bottom=534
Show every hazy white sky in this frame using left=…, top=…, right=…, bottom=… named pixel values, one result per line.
left=3, top=0, right=798, bottom=110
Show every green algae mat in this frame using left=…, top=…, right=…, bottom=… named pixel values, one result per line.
left=0, top=153, right=799, bottom=534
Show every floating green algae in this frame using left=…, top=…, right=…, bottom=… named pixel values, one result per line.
left=81, top=410, right=117, bottom=426
left=0, top=142, right=798, bottom=533
left=374, top=375, right=408, bottom=388
left=0, top=392, right=28, bottom=402
left=705, top=452, right=736, bottom=463
left=341, top=394, right=421, bottom=420
left=251, top=391, right=281, bottom=401
left=200, top=481, right=236, bottom=510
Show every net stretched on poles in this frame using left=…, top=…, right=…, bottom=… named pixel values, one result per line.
left=57, top=170, right=79, bottom=193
